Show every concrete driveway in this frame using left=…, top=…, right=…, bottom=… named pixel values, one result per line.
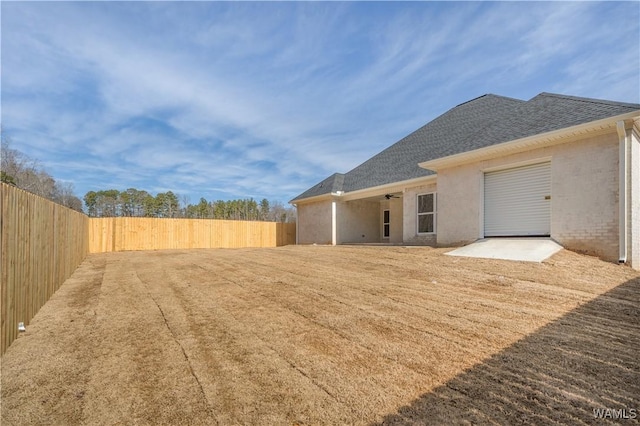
left=445, top=238, right=563, bottom=262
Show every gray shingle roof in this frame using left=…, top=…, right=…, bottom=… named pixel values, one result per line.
left=292, top=172, right=345, bottom=201
left=291, top=92, right=640, bottom=202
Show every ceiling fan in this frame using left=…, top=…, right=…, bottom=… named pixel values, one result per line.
left=384, top=194, right=400, bottom=200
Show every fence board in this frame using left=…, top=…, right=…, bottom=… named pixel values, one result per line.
left=1, top=183, right=89, bottom=355
left=88, top=217, right=295, bottom=252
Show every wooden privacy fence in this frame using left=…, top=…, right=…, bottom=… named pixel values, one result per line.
left=2, top=182, right=296, bottom=354
left=1, top=183, right=89, bottom=355
left=89, top=217, right=296, bottom=253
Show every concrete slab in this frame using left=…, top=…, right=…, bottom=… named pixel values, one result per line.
left=445, top=238, right=563, bottom=262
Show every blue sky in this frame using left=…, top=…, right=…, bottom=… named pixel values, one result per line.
left=2, top=1, right=639, bottom=205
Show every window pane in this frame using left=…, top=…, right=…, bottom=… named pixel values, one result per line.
left=418, top=214, right=434, bottom=233
left=383, top=210, right=390, bottom=223
left=418, top=194, right=434, bottom=213
left=383, top=224, right=390, bottom=237
left=418, top=195, right=426, bottom=213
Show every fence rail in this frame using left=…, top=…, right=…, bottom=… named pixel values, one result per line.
left=88, top=217, right=296, bottom=252
left=1, top=183, right=89, bottom=355
left=2, top=183, right=296, bottom=354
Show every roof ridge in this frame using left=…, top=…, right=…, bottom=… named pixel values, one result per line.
left=454, top=93, right=524, bottom=108
left=535, top=92, right=640, bottom=109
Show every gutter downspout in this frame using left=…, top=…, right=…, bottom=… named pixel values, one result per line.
left=617, top=121, right=628, bottom=264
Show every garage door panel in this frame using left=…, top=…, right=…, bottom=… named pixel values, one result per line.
left=484, top=162, right=551, bottom=237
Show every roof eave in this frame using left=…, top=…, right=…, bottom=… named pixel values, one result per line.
left=291, top=175, right=438, bottom=204
left=418, top=111, right=640, bottom=171
left=339, top=175, right=437, bottom=201
left=289, top=192, right=333, bottom=205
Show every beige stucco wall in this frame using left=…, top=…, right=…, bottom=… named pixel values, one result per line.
left=630, top=128, right=640, bottom=269
left=403, top=182, right=437, bottom=245
left=435, top=130, right=621, bottom=260
left=390, top=197, right=403, bottom=244
left=337, top=200, right=380, bottom=244
left=297, top=200, right=332, bottom=245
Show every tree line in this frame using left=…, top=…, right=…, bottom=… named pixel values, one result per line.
left=1, top=138, right=84, bottom=212
left=84, top=189, right=295, bottom=222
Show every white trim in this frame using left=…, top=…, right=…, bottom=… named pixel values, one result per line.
left=289, top=193, right=332, bottom=205
left=419, top=111, right=640, bottom=171
left=416, top=192, right=437, bottom=235
left=617, top=120, right=628, bottom=263
left=331, top=201, right=337, bottom=246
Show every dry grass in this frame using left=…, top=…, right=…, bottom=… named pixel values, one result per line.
left=1, top=245, right=639, bottom=425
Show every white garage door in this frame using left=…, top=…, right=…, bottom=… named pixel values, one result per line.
left=484, top=162, right=551, bottom=237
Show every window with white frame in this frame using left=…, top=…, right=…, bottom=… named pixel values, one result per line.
left=417, top=193, right=436, bottom=234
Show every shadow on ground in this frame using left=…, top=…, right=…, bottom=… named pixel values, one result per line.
left=374, top=277, right=640, bottom=425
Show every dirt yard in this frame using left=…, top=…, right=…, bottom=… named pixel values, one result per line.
left=1, top=245, right=639, bottom=425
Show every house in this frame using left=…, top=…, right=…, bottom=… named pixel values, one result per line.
left=290, top=93, right=640, bottom=269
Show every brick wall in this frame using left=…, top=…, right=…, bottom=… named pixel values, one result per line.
left=551, top=132, right=619, bottom=260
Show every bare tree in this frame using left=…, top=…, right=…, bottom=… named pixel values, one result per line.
left=1, top=135, right=83, bottom=211
left=53, top=181, right=84, bottom=212
left=1, top=137, right=45, bottom=194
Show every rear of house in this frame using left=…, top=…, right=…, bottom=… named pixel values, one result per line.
left=291, top=93, right=640, bottom=269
